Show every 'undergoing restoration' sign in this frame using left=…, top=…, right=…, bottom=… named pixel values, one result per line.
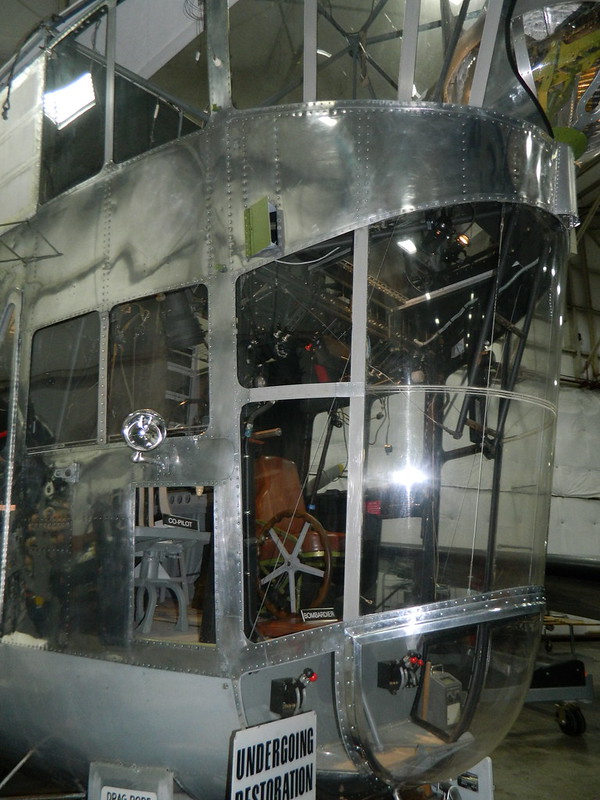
left=230, top=711, right=316, bottom=800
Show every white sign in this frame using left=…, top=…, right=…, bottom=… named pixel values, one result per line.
left=230, top=711, right=316, bottom=800
left=300, top=608, right=335, bottom=622
left=101, top=787, right=157, bottom=800
left=162, top=514, right=199, bottom=530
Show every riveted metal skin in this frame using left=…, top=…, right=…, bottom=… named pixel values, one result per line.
left=0, top=1, right=580, bottom=798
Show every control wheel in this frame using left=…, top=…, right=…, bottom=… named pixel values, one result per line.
left=257, top=509, right=332, bottom=617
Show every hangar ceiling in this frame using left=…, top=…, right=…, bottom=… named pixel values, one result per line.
left=2, top=0, right=600, bottom=387
left=0, top=0, right=66, bottom=66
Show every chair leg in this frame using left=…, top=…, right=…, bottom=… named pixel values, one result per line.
left=135, top=582, right=158, bottom=634
left=171, top=552, right=190, bottom=631
left=135, top=583, right=146, bottom=624
left=169, top=583, right=189, bottom=632
left=135, top=580, right=189, bottom=634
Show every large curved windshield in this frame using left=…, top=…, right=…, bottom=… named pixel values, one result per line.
left=239, top=202, right=565, bottom=640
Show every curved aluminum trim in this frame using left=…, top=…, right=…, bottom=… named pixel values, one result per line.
left=235, top=586, right=543, bottom=674
left=343, top=585, right=545, bottom=643
left=216, top=101, right=577, bottom=275
left=8, top=100, right=575, bottom=332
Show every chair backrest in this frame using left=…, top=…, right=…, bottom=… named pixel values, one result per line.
left=255, top=455, right=306, bottom=530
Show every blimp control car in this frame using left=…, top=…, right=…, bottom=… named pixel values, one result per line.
left=0, top=1, right=596, bottom=799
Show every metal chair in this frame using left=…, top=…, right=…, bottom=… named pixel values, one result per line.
left=134, top=539, right=189, bottom=633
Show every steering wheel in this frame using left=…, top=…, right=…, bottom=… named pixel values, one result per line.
left=257, top=509, right=332, bottom=617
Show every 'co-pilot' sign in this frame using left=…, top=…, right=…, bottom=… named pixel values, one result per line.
left=230, top=711, right=316, bottom=800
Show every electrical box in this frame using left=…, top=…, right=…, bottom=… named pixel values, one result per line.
left=416, top=666, right=463, bottom=734
left=244, top=196, right=279, bottom=257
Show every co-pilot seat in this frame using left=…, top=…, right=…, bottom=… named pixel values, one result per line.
left=254, top=454, right=345, bottom=548
left=135, top=540, right=189, bottom=634
left=255, top=455, right=309, bottom=532
left=134, top=486, right=191, bottom=634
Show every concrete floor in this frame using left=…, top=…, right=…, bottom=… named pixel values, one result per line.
left=492, top=637, right=600, bottom=799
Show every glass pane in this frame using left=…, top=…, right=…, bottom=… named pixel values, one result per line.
left=412, top=618, right=539, bottom=773
left=113, top=0, right=204, bottom=163
left=150, top=30, right=210, bottom=116
left=365, top=204, right=563, bottom=396
left=361, top=204, right=563, bottom=613
left=231, top=0, right=304, bottom=108
left=468, top=617, right=540, bottom=738
left=417, top=1, right=487, bottom=102
left=114, top=0, right=209, bottom=115
left=355, top=615, right=539, bottom=784
left=315, top=0, right=405, bottom=101
left=236, top=241, right=353, bottom=388
left=107, top=285, right=209, bottom=438
left=242, top=398, right=347, bottom=639
left=27, top=312, right=100, bottom=448
left=411, top=625, right=479, bottom=740
left=511, top=3, right=600, bottom=132
left=41, top=8, right=107, bottom=203
left=113, top=77, right=201, bottom=163
left=134, top=485, right=215, bottom=644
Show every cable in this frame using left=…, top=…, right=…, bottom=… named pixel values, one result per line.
left=275, top=247, right=341, bottom=266
left=2, top=18, right=56, bottom=120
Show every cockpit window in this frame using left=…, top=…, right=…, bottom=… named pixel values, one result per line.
left=107, top=285, right=209, bottom=438
left=236, top=240, right=353, bottom=388
left=241, top=203, right=563, bottom=639
left=112, top=0, right=204, bottom=164
left=40, top=2, right=206, bottom=203
left=27, top=312, right=100, bottom=448
left=242, top=397, right=348, bottom=640
left=40, top=8, right=107, bottom=203
left=230, top=0, right=304, bottom=108
left=360, top=204, right=564, bottom=614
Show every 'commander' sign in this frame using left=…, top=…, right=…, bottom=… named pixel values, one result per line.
left=230, top=711, right=316, bottom=800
